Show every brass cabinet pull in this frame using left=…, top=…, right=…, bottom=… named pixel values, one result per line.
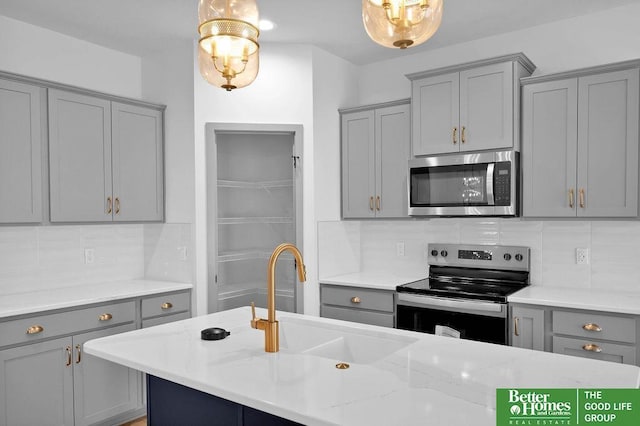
left=161, top=302, right=173, bottom=310
left=582, top=323, right=602, bottom=332
left=75, top=344, right=82, bottom=364
left=26, top=325, right=44, bottom=335
left=369, top=196, right=374, bottom=211
left=452, top=127, right=458, bottom=144
left=568, top=188, right=575, bottom=208
left=582, top=343, right=602, bottom=353
left=66, top=346, right=72, bottom=366
left=350, top=296, right=361, bottom=304
left=579, top=188, right=585, bottom=208
left=376, top=196, right=380, bottom=211
left=461, top=126, right=466, bottom=143
left=115, top=197, right=121, bottom=214
left=514, top=317, right=520, bottom=337
left=107, top=197, right=112, bottom=214
left=98, top=313, right=113, bottom=321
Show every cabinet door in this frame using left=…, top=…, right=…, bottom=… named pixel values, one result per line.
left=0, top=79, right=43, bottom=223
left=73, top=324, right=141, bottom=426
left=510, top=305, right=545, bottom=351
left=0, top=338, right=74, bottom=426
left=341, top=110, right=375, bottom=218
left=459, top=61, right=513, bottom=151
left=112, top=102, right=164, bottom=222
left=522, top=79, right=578, bottom=217
left=376, top=103, right=410, bottom=218
left=49, top=89, right=112, bottom=222
left=576, top=69, right=639, bottom=217
left=412, top=72, right=459, bottom=155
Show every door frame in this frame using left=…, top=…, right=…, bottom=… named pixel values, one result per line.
left=205, top=123, right=304, bottom=314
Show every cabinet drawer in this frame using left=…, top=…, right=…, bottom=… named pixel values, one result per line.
left=552, top=310, right=636, bottom=343
left=0, top=301, right=135, bottom=348
left=552, top=336, right=636, bottom=366
left=142, top=311, right=191, bottom=328
left=321, top=305, right=394, bottom=328
left=142, top=291, right=190, bottom=319
left=320, top=285, right=394, bottom=313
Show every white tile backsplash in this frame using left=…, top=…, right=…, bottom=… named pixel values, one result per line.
left=318, top=218, right=640, bottom=293
left=0, top=223, right=192, bottom=295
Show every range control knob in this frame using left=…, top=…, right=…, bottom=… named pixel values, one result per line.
left=430, top=249, right=439, bottom=257
left=515, top=253, right=524, bottom=262
left=440, top=250, right=448, bottom=258
left=503, top=253, right=512, bottom=261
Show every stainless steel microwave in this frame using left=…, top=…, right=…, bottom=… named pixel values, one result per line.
left=408, top=150, right=519, bottom=217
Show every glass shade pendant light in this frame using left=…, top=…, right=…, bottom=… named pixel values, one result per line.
left=198, top=0, right=260, bottom=91
left=362, top=0, right=443, bottom=49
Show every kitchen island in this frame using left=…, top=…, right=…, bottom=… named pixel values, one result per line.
left=84, top=306, right=640, bottom=426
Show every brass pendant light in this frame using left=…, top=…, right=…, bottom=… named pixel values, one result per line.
left=362, top=0, right=443, bottom=49
left=197, top=0, right=260, bottom=91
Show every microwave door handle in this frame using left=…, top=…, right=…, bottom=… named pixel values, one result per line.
left=486, top=163, right=495, bottom=205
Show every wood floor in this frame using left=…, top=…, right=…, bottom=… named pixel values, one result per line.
left=121, top=416, right=147, bottom=426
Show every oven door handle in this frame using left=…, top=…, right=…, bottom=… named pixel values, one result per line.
left=486, top=163, right=495, bottom=206
left=397, top=293, right=505, bottom=315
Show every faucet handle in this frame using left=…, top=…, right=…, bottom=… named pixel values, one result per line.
left=250, top=302, right=259, bottom=329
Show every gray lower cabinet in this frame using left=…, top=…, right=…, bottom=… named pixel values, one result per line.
left=48, top=89, right=163, bottom=223
left=320, top=284, right=395, bottom=328
left=510, top=305, right=545, bottom=351
left=509, top=303, right=638, bottom=366
left=340, top=100, right=410, bottom=218
left=0, top=290, right=191, bottom=425
left=0, top=78, right=44, bottom=224
left=522, top=64, right=639, bottom=218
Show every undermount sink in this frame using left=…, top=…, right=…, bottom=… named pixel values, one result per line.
left=278, top=316, right=417, bottom=364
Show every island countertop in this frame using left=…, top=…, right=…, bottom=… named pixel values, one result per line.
left=84, top=307, right=640, bottom=426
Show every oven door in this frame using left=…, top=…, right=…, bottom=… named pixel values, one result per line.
left=396, top=293, right=508, bottom=345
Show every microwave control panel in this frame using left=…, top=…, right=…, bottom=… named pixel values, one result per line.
left=494, top=162, right=511, bottom=206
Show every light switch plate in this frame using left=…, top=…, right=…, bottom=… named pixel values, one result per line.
left=84, top=248, right=95, bottom=264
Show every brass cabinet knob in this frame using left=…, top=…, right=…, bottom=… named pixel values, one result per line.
left=107, top=196, right=112, bottom=214
left=376, top=196, right=381, bottom=211
left=115, top=197, right=121, bottom=214
left=26, top=325, right=44, bottom=334
left=514, top=317, right=520, bottom=337
left=369, top=196, right=374, bottom=211
left=75, top=344, right=82, bottom=364
left=98, top=313, right=113, bottom=321
left=161, top=302, right=173, bottom=310
left=66, top=346, right=72, bottom=366
left=350, top=296, right=361, bottom=304
left=582, top=343, right=602, bottom=353
left=461, top=126, right=466, bottom=143
left=452, top=127, right=457, bottom=144
left=582, top=323, right=602, bottom=332
left=568, top=188, right=575, bottom=209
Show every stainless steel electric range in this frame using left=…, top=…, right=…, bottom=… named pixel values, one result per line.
left=395, top=243, right=530, bottom=345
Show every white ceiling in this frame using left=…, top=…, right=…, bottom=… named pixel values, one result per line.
left=0, top=0, right=637, bottom=65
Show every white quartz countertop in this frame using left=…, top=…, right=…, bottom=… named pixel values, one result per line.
left=320, top=272, right=427, bottom=290
left=84, top=307, right=639, bottom=426
left=508, top=286, right=640, bottom=315
left=0, top=280, right=193, bottom=318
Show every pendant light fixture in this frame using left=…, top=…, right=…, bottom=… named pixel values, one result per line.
left=362, top=0, right=443, bottom=49
left=197, top=0, right=260, bottom=91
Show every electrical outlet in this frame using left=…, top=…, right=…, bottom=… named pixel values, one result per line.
left=576, top=248, right=589, bottom=265
left=84, top=248, right=95, bottom=264
left=396, top=242, right=405, bottom=257
left=177, top=246, right=188, bottom=261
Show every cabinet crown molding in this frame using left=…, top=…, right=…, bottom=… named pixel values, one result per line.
left=339, top=98, right=410, bottom=114
left=521, top=58, right=640, bottom=85
left=405, top=52, right=535, bottom=81
left=0, top=69, right=165, bottom=111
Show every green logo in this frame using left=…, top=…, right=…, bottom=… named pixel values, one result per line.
left=497, top=388, right=640, bottom=425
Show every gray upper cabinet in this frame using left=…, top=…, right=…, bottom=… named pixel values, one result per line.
left=111, top=102, right=163, bottom=222
left=49, top=89, right=164, bottom=223
left=523, top=65, right=639, bottom=218
left=0, top=78, right=43, bottom=224
left=408, top=54, right=534, bottom=156
left=49, top=89, right=113, bottom=222
left=341, top=101, right=410, bottom=218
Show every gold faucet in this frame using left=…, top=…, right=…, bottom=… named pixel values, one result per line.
left=251, top=243, right=306, bottom=352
